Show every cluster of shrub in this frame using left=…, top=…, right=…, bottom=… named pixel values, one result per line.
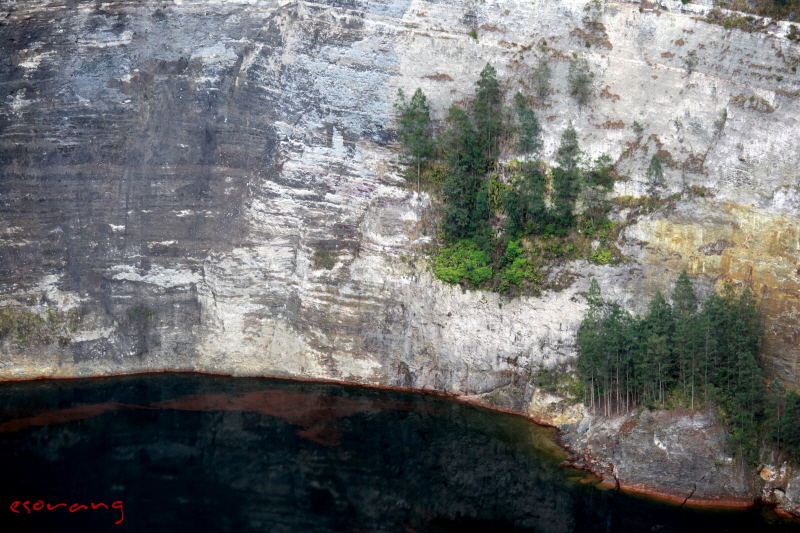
left=577, top=272, right=800, bottom=465
left=394, top=63, right=616, bottom=294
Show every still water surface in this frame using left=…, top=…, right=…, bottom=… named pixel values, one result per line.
left=0, top=373, right=798, bottom=532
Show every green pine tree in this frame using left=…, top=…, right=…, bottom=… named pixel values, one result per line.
left=582, top=154, right=614, bottom=232
left=555, top=121, right=581, bottom=173
left=567, top=56, right=594, bottom=106
left=699, top=289, right=724, bottom=394
left=640, top=292, right=674, bottom=405
left=577, top=278, right=606, bottom=411
left=441, top=104, right=485, bottom=241
left=503, top=161, right=546, bottom=236
left=533, top=51, right=552, bottom=100
left=394, top=88, right=435, bottom=192
left=671, top=271, right=701, bottom=409
left=443, top=165, right=484, bottom=241
left=645, top=155, right=664, bottom=197
left=765, top=380, right=787, bottom=451
left=473, top=63, right=502, bottom=171
left=578, top=279, right=638, bottom=415
left=551, top=122, right=581, bottom=228
left=672, top=271, right=698, bottom=316
left=773, top=391, right=800, bottom=460
left=444, top=104, right=482, bottom=174
left=513, top=92, right=543, bottom=154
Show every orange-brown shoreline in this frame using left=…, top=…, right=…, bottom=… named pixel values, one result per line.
left=1, top=369, right=798, bottom=519
left=617, top=481, right=753, bottom=508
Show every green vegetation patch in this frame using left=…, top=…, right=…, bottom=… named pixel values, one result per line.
left=713, top=1, right=800, bottom=29
left=704, top=9, right=773, bottom=33
left=312, top=249, right=338, bottom=270
left=613, top=195, right=665, bottom=214
left=589, top=247, right=612, bottom=265
left=0, top=307, right=78, bottom=348
left=394, top=64, right=629, bottom=294
left=127, top=307, right=157, bottom=321
left=498, top=240, right=541, bottom=289
left=537, top=363, right=585, bottom=402
left=434, top=240, right=494, bottom=286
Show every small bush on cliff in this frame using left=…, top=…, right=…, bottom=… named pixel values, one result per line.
left=434, top=240, right=494, bottom=286
left=498, top=240, right=542, bottom=292
left=589, top=247, right=612, bottom=265
left=532, top=50, right=552, bottom=100
left=537, top=363, right=584, bottom=401
left=312, top=249, right=337, bottom=270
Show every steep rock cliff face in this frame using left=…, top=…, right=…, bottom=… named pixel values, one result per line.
left=2, top=0, right=800, bottom=509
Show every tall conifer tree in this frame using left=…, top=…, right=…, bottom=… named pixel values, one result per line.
left=645, top=155, right=664, bottom=197
left=577, top=278, right=605, bottom=410
left=513, top=92, right=542, bottom=154
left=394, top=88, right=434, bottom=192
left=640, top=292, right=674, bottom=404
left=672, top=271, right=701, bottom=408
left=552, top=122, right=581, bottom=228
left=503, top=162, right=546, bottom=236
left=473, top=63, right=502, bottom=169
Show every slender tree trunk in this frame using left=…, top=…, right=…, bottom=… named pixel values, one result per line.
left=615, top=363, right=619, bottom=415
left=626, top=368, right=630, bottom=412
left=658, top=362, right=662, bottom=405
left=683, top=363, right=687, bottom=401
left=704, top=326, right=709, bottom=404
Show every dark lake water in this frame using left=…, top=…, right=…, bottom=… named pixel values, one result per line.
left=0, top=373, right=798, bottom=533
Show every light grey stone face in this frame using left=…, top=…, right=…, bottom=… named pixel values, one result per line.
left=2, top=0, right=798, bottom=387
left=787, top=472, right=800, bottom=505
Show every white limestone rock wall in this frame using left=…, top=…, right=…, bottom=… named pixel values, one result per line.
left=0, top=0, right=799, bottom=397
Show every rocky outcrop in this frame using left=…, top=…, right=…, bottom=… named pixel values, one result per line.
left=2, top=0, right=800, bottom=514
left=520, top=384, right=754, bottom=506
left=784, top=472, right=800, bottom=516
left=558, top=408, right=753, bottom=506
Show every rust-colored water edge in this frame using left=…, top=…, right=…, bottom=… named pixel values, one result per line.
left=617, top=480, right=754, bottom=509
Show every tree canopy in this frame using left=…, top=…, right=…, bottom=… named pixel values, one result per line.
left=394, top=88, right=435, bottom=192
left=514, top=92, right=542, bottom=155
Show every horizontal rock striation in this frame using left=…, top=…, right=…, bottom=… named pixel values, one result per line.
left=2, top=0, right=800, bottom=514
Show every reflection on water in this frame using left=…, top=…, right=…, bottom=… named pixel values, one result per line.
left=0, top=374, right=798, bottom=533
